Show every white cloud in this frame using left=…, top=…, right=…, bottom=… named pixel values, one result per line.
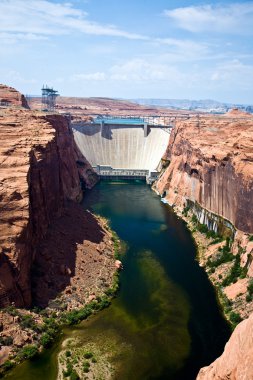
left=109, top=59, right=184, bottom=83
left=71, top=72, right=106, bottom=81
left=164, top=3, right=253, bottom=34
left=154, top=37, right=211, bottom=61
left=0, top=0, right=147, bottom=41
left=70, top=59, right=185, bottom=84
left=0, top=32, right=48, bottom=44
left=210, top=59, right=253, bottom=87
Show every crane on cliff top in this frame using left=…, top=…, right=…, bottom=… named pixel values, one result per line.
left=41, top=85, right=59, bottom=112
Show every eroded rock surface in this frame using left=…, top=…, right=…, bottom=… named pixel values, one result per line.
left=156, top=110, right=253, bottom=233
left=197, top=313, right=253, bottom=380
left=0, top=84, right=29, bottom=108
left=0, top=107, right=97, bottom=308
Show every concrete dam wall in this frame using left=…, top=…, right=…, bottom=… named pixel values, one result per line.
left=72, top=123, right=171, bottom=173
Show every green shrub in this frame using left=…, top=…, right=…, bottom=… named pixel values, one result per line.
left=63, top=361, right=73, bottom=377
left=191, top=215, right=198, bottom=224
left=246, top=294, right=252, bottom=302
left=66, top=350, right=71, bottom=358
left=43, top=317, right=58, bottom=330
left=83, top=361, right=90, bottom=373
left=198, top=224, right=209, bottom=234
left=206, top=230, right=219, bottom=239
left=5, top=306, right=20, bottom=317
left=182, top=206, right=190, bottom=216
left=2, top=360, right=14, bottom=370
left=0, top=336, right=13, bottom=346
left=95, top=296, right=111, bottom=311
left=40, top=333, right=54, bottom=348
left=84, top=352, right=93, bottom=359
left=247, top=279, right=253, bottom=296
left=206, top=249, right=234, bottom=269
left=222, top=255, right=246, bottom=286
left=249, top=235, right=253, bottom=242
left=209, top=237, right=224, bottom=245
left=70, top=370, right=80, bottom=380
left=19, top=315, right=36, bottom=330
left=19, top=345, right=38, bottom=360
left=229, top=311, right=242, bottom=325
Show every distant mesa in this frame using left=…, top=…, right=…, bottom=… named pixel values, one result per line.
left=132, top=98, right=253, bottom=114
left=225, top=108, right=251, bottom=117
left=0, top=84, right=29, bottom=109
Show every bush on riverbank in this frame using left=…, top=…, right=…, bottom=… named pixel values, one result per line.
left=206, top=238, right=234, bottom=269
left=0, top=223, right=122, bottom=377
left=222, top=255, right=247, bottom=287
left=246, top=279, right=253, bottom=302
left=18, top=345, right=39, bottom=360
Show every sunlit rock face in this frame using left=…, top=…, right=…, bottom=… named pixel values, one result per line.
left=197, top=313, right=253, bottom=380
left=155, top=110, right=253, bottom=234
left=0, top=84, right=29, bottom=108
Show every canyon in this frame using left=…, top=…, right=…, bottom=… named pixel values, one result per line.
left=0, top=85, right=117, bottom=366
left=0, top=84, right=253, bottom=379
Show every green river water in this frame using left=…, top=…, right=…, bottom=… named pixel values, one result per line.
left=6, top=181, right=231, bottom=380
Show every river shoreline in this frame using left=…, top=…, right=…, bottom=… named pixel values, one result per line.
left=161, top=199, right=247, bottom=329
left=0, top=207, right=122, bottom=378
left=3, top=181, right=232, bottom=380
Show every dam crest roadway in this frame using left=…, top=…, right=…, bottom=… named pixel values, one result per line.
left=72, top=114, right=190, bottom=182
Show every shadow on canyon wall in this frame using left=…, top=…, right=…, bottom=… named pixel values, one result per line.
left=31, top=200, right=105, bottom=308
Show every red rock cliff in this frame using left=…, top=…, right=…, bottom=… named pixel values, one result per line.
left=0, top=108, right=98, bottom=307
left=154, top=111, right=253, bottom=380
left=156, top=111, right=253, bottom=233
left=197, top=312, right=253, bottom=380
left=0, top=84, right=29, bottom=108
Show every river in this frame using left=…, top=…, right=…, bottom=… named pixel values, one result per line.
left=6, top=181, right=231, bottom=380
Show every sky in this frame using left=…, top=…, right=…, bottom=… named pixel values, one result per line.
left=1, top=0, right=253, bottom=103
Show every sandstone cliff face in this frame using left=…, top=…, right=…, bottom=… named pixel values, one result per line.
left=156, top=111, right=253, bottom=234
left=154, top=111, right=253, bottom=379
left=0, top=108, right=97, bottom=308
left=0, top=84, right=29, bottom=108
left=197, top=312, right=253, bottom=380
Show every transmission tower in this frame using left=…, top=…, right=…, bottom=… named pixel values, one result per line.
left=41, top=85, right=59, bottom=111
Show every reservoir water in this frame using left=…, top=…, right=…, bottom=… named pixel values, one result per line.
left=7, top=181, right=231, bottom=380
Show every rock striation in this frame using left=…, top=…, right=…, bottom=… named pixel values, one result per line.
left=155, top=110, right=253, bottom=234
left=197, top=312, right=253, bottom=380
left=0, top=84, right=29, bottom=108
left=0, top=107, right=98, bottom=308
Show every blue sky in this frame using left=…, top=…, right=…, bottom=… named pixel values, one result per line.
left=1, top=0, right=253, bottom=103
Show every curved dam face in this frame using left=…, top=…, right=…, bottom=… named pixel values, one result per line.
left=72, top=123, right=170, bottom=173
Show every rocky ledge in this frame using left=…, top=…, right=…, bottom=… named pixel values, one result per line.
left=0, top=84, right=29, bottom=108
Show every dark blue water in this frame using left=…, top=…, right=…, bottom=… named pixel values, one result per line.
left=80, top=181, right=231, bottom=379
left=7, top=181, right=230, bottom=380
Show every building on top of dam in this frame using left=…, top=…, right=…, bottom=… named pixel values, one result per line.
left=72, top=116, right=173, bottom=182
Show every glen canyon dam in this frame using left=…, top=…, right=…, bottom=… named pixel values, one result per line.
left=0, top=1, right=253, bottom=380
